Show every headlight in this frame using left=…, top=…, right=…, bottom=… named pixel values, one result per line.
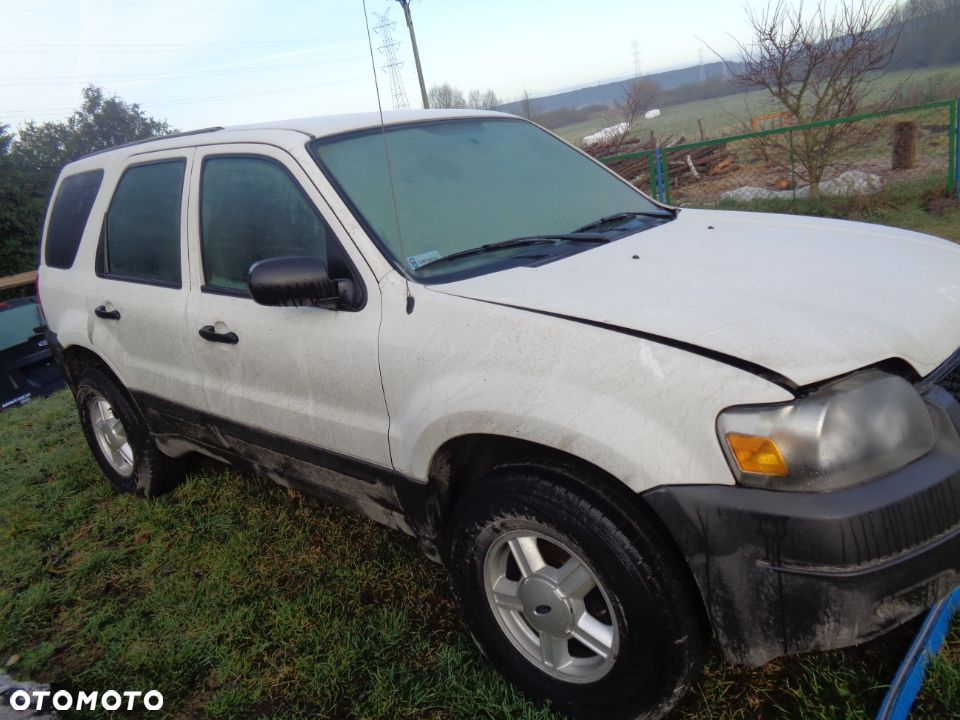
left=717, top=370, right=936, bottom=491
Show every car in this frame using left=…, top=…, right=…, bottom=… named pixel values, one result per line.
left=37, top=109, right=960, bottom=720
left=0, top=295, right=65, bottom=411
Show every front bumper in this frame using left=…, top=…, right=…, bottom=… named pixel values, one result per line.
left=644, top=386, right=960, bottom=666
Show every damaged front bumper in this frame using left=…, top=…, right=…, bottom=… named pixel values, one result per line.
left=644, top=386, right=960, bottom=666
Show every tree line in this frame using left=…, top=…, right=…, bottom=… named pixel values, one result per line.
left=1, top=86, right=171, bottom=278
left=426, top=83, right=500, bottom=110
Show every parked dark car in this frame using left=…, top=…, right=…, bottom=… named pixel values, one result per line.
left=0, top=296, right=65, bottom=411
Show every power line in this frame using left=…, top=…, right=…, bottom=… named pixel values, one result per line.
left=0, top=40, right=331, bottom=55
left=0, top=76, right=368, bottom=117
left=0, top=55, right=365, bottom=88
left=372, top=10, right=409, bottom=110
left=3, top=39, right=321, bottom=49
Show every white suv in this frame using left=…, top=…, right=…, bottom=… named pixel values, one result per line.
left=39, top=110, right=960, bottom=719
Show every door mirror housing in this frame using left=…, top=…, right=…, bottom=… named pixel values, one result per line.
left=248, top=256, right=356, bottom=309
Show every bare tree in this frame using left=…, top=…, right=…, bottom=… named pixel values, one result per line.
left=427, top=83, right=467, bottom=109
left=615, top=77, right=660, bottom=129
left=481, top=90, right=501, bottom=110
left=605, top=77, right=661, bottom=150
left=468, top=89, right=501, bottom=110
left=520, top=89, right=536, bottom=121
left=723, top=0, right=900, bottom=196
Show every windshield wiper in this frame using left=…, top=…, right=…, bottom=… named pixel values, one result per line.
left=573, top=209, right=677, bottom=234
left=415, top=233, right=609, bottom=271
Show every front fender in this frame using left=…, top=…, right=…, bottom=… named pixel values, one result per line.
left=378, top=274, right=793, bottom=492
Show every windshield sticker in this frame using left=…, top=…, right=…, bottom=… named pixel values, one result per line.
left=407, top=251, right=442, bottom=271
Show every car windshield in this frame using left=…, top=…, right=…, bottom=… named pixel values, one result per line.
left=309, top=117, right=664, bottom=279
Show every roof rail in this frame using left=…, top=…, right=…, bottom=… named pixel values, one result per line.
left=78, top=126, right=224, bottom=160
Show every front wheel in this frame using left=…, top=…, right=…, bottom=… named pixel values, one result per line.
left=445, top=468, right=705, bottom=720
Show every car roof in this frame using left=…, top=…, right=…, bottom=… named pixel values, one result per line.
left=68, top=109, right=514, bottom=169
left=230, top=108, right=510, bottom=137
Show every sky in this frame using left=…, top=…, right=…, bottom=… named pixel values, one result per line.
left=0, top=0, right=897, bottom=131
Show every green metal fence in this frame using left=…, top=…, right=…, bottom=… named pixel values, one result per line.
left=599, top=99, right=959, bottom=207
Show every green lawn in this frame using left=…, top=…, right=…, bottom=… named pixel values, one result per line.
left=2, top=391, right=959, bottom=717
left=713, top=178, right=960, bottom=243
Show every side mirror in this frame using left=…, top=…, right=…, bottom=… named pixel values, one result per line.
left=247, top=256, right=356, bottom=309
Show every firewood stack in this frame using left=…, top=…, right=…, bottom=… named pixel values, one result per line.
left=663, top=145, right=739, bottom=187
left=589, top=138, right=739, bottom=189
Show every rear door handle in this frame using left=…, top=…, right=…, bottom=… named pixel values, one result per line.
left=198, top=325, right=239, bottom=344
left=94, top=305, right=121, bottom=320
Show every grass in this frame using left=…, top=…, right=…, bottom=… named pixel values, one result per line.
left=2, top=387, right=960, bottom=716
left=712, top=178, right=960, bottom=242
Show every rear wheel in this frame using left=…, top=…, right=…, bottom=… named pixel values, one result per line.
left=75, top=367, right=184, bottom=497
left=445, top=467, right=705, bottom=720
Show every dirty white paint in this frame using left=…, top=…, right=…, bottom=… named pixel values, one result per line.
left=430, top=209, right=960, bottom=387
left=378, top=272, right=792, bottom=491
left=38, top=110, right=960, bottom=499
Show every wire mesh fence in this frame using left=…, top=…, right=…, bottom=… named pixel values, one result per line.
left=595, top=99, right=958, bottom=208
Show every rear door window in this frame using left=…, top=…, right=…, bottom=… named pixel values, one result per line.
left=102, top=160, right=185, bottom=286
left=44, top=169, right=104, bottom=269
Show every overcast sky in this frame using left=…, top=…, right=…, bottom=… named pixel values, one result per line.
left=0, top=0, right=897, bottom=130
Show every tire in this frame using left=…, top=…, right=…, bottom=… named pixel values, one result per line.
left=444, top=466, right=706, bottom=720
left=75, top=367, right=185, bottom=498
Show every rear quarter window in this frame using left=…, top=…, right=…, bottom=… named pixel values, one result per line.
left=44, top=169, right=104, bottom=269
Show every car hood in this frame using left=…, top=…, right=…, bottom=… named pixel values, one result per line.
left=427, top=209, right=960, bottom=388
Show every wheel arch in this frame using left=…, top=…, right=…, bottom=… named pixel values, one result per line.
left=437, top=435, right=713, bottom=713
left=61, top=344, right=140, bottom=412
left=413, top=434, right=705, bottom=611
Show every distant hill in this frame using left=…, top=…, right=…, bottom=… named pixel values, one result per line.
left=497, top=62, right=728, bottom=115
left=498, top=2, right=960, bottom=117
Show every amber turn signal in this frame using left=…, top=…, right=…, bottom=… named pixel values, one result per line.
left=725, top=433, right=789, bottom=477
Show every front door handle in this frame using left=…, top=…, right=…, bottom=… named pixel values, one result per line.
left=198, top=325, right=239, bottom=344
left=94, top=305, right=121, bottom=320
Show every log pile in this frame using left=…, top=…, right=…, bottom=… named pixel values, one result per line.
left=590, top=139, right=740, bottom=189
left=663, top=145, right=739, bottom=186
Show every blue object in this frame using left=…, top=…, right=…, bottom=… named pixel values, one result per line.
left=875, top=585, right=960, bottom=720
left=955, top=97, right=959, bottom=200
left=654, top=147, right=665, bottom=202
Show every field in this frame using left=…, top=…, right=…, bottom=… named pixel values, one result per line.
left=554, top=66, right=960, bottom=146
left=3, top=189, right=960, bottom=720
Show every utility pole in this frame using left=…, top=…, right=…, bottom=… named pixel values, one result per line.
left=396, top=0, right=429, bottom=109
